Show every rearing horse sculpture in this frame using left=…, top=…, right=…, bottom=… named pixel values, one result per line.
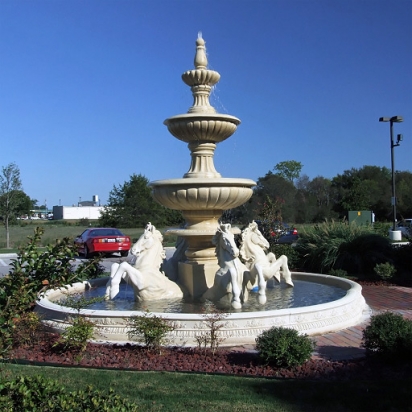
left=105, top=223, right=183, bottom=301
left=240, top=221, right=294, bottom=304
left=202, top=223, right=251, bottom=309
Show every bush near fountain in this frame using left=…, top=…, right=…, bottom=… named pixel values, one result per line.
left=294, top=220, right=412, bottom=285
left=255, top=327, right=314, bottom=368
left=362, top=312, right=412, bottom=362
left=0, top=227, right=103, bottom=356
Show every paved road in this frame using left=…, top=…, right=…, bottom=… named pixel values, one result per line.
left=0, top=248, right=176, bottom=278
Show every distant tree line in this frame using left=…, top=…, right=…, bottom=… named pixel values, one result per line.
left=225, top=161, right=412, bottom=225
left=100, top=162, right=412, bottom=228
left=3, top=162, right=411, bottom=234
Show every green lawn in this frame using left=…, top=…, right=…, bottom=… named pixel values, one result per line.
left=1, top=363, right=410, bottom=411
left=0, top=223, right=178, bottom=250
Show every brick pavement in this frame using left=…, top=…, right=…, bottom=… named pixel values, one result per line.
left=230, top=284, right=412, bottom=360
left=313, top=284, right=412, bottom=360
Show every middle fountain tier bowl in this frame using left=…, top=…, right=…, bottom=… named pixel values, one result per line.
left=151, top=177, right=255, bottom=219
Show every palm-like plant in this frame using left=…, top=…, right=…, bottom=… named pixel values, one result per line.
left=295, top=220, right=393, bottom=276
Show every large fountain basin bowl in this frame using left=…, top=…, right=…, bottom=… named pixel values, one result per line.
left=35, top=273, right=369, bottom=347
left=150, top=178, right=255, bottom=211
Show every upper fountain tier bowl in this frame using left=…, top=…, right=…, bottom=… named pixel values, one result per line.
left=164, top=113, right=241, bottom=144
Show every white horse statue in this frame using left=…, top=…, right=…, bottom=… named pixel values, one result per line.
left=202, top=223, right=252, bottom=309
left=105, top=223, right=183, bottom=301
left=240, top=221, right=294, bottom=304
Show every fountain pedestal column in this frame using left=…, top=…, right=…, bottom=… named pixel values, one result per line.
left=171, top=211, right=221, bottom=297
left=178, top=261, right=217, bottom=298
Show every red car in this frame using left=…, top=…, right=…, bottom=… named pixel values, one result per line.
left=74, top=228, right=131, bottom=258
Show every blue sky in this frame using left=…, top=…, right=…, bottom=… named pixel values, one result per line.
left=1, top=0, right=411, bottom=208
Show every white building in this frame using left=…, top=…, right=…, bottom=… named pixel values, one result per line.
left=52, top=206, right=103, bottom=220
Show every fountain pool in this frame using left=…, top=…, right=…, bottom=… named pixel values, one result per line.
left=35, top=272, right=368, bottom=346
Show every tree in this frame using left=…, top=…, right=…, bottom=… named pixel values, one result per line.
left=99, top=174, right=183, bottom=228
left=273, top=160, right=303, bottom=184
left=331, top=166, right=392, bottom=220
left=251, top=171, right=297, bottom=222
left=1, top=190, right=36, bottom=219
left=0, top=163, right=23, bottom=248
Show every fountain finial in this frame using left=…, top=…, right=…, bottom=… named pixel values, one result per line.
left=194, top=31, right=207, bottom=69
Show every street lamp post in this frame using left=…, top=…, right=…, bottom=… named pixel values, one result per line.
left=379, top=116, right=403, bottom=240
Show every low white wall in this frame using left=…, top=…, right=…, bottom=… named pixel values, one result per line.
left=36, top=273, right=370, bottom=346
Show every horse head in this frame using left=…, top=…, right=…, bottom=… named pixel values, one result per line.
left=213, top=224, right=240, bottom=266
left=240, top=221, right=270, bottom=263
left=130, top=223, right=165, bottom=269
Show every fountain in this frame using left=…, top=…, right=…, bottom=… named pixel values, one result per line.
left=150, top=33, right=255, bottom=298
left=35, top=35, right=369, bottom=346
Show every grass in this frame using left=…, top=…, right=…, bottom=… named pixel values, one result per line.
left=0, top=222, right=178, bottom=251
left=1, top=363, right=410, bottom=411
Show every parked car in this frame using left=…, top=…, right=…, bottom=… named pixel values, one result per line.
left=277, top=227, right=299, bottom=244
left=255, top=220, right=299, bottom=244
left=74, top=228, right=131, bottom=258
left=397, top=219, right=412, bottom=240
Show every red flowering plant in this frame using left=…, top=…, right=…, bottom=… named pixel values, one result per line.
left=254, top=195, right=286, bottom=245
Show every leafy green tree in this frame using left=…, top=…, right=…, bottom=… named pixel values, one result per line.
left=253, top=172, right=297, bottom=222
left=293, top=175, right=337, bottom=223
left=0, top=163, right=23, bottom=248
left=273, top=160, right=303, bottom=184
left=99, top=174, right=183, bottom=228
left=331, top=166, right=392, bottom=220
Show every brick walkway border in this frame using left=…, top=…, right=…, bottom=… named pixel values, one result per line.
left=231, top=284, right=412, bottom=361
left=313, top=285, right=412, bottom=360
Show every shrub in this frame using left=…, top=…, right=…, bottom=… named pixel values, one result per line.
left=295, top=220, right=394, bottom=277
left=328, top=268, right=348, bottom=278
left=392, top=243, right=412, bottom=285
left=335, top=233, right=394, bottom=278
left=0, top=227, right=104, bottom=356
left=256, top=327, right=314, bottom=367
left=52, top=295, right=105, bottom=353
left=374, top=262, right=396, bottom=281
left=128, top=312, right=176, bottom=353
left=11, top=312, right=43, bottom=347
left=0, top=374, right=139, bottom=411
left=77, top=217, right=90, bottom=226
left=362, top=312, right=412, bottom=361
left=53, top=316, right=96, bottom=353
left=194, top=310, right=229, bottom=355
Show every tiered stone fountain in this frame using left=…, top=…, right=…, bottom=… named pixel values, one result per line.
left=35, top=35, right=369, bottom=346
left=151, top=33, right=255, bottom=298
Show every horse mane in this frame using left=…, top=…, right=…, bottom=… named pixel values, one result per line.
left=212, top=228, right=223, bottom=263
left=213, top=224, right=233, bottom=267
left=240, top=222, right=257, bottom=263
left=151, top=229, right=165, bottom=269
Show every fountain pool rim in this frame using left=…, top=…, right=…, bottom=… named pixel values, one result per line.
left=35, top=272, right=369, bottom=346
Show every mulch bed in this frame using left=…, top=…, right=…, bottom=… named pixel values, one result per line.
left=6, top=333, right=411, bottom=381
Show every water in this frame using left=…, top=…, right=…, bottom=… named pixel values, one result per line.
left=56, top=280, right=346, bottom=314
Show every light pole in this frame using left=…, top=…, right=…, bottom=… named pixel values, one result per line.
left=379, top=116, right=403, bottom=239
